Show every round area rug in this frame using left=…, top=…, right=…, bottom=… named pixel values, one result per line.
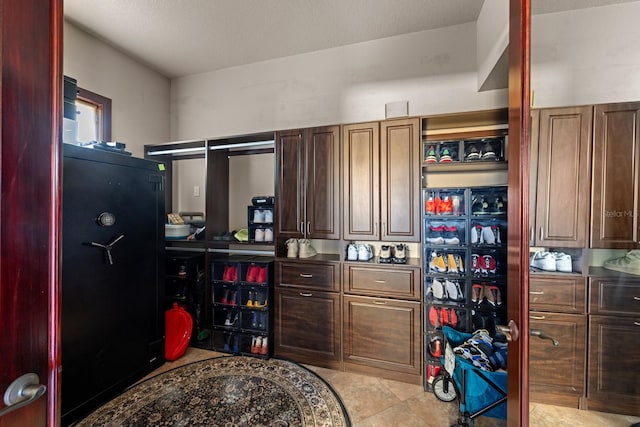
left=75, top=356, right=350, bottom=427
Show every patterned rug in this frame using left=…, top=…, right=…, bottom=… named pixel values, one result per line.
left=75, top=356, right=351, bottom=427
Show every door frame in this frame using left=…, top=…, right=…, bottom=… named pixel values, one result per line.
left=507, top=0, right=531, bottom=425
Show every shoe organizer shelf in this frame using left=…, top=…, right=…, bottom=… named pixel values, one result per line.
left=423, top=135, right=507, bottom=172
left=210, top=258, right=274, bottom=358
left=248, top=205, right=274, bottom=243
left=423, top=185, right=508, bottom=391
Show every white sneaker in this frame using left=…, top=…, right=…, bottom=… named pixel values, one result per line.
left=253, top=210, right=265, bottom=223
left=482, top=226, right=495, bottom=245
left=298, top=239, right=317, bottom=258
left=554, top=252, right=572, bottom=273
left=358, top=244, right=373, bottom=261
left=431, top=279, right=446, bottom=300
left=263, top=209, right=273, bottom=223
left=286, top=238, right=298, bottom=258
left=347, top=244, right=359, bottom=261
left=530, top=251, right=556, bottom=271
left=254, top=228, right=265, bottom=242
left=445, top=279, right=464, bottom=301
left=470, top=224, right=483, bottom=245
left=603, top=250, right=640, bottom=275
left=264, top=228, right=273, bottom=242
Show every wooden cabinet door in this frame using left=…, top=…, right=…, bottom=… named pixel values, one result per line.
left=529, top=312, right=586, bottom=408
left=275, top=130, right=305, bottom=238
left=342, top=122, right=380, bottom=240
left=591, top=102, right=640, bottom=248
left=380, top=118, right=421, bottom=242
left=587, top=315, right=640, bottom=416
left=343, top=295, right=421, bottom=384
left=534, top=106, right=592, bottom=247
left=274, top=288, right=341, bottom=369
left=305, top=126, right=340, bottom=239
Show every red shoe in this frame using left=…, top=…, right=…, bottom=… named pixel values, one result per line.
left=483, top=255, right=497, bottom=274
left=428, top=336, right=442, bottom=358
left=228, top=290, right=237, bottom=306
left=222, top=265, right=231, bottom=281
left=439, top=196, right=453, bottom=215
left=220, top=288, right=229, bottom=305
left=472, top=283, right=484, bottom=303
left=440, top=308, right=449, bottom=326
left=448, top=309, right=458, bottom=328
left=259, top=337, right=268, bottom=356
left=229, top=265, right=238, bottom=282
left=257, top=266, right=267, bottom=283
left=429, top=306, right=439, bottom=328
left=434, top=196, right=443, bottom=214
left=246, top=264, right=258, bottom=282
left=425, top=196, right=436, bottom=215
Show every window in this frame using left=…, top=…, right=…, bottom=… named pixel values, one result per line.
left=76, top=87, right=112, bottom=143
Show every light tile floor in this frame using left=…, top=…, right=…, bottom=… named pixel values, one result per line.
left=145, top=348, right=640, bottom=427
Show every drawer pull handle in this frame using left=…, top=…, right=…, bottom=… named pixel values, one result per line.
left=299, top=274, right=313, bottom=278
left=530, top=315, right=546, bottom=320
left=529, top=291, right=544, bottom=295
left=635, top=321, right=640, bottom=326
left=530, top=329, right=559, bottom=346
left=634, top=296, right=640, bottom=301
left=299, top=292, right=313, bottom=297
left=374, top=280, right=387, bottom=283
left=373, top=301, right=387, bottom=305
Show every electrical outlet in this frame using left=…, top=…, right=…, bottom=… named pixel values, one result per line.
left=193, top=185, right=200, bottom=197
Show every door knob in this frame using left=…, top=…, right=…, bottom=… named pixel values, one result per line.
left=0, top=373, right=46, bottom=417
left=496, top=320, right=520, bottom=342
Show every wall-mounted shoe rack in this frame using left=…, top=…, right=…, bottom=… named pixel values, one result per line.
left=422, top=185, right=508, bottom=391
left=210, top=258, right=274, bottom=358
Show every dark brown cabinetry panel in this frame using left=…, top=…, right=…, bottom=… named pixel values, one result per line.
left=529, top=274, right=586, bottom=314
left=276, top=260, right=341, bottom=292
left=529, top=312, right=586, bottom=408
left=587, top=315, right=640, bottom=416
left=380, top=118, right=421, bottom=241
left=275, top=126, right=340, bottom=239
left=343, top=295, right=421, bottom=384
left=342, top=122, right=380, bottom=240
left=342, top=118, right=420, bottom=242
left=343, top=263, right=421, bottom=300
left=533, top=106, right=592, bottom=247
left=591, top=102, right=640, bottom=248
left=275, top=287, right=341, bottom=369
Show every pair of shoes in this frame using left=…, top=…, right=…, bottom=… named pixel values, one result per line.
left=378, top=244, right=407, bottom=263
left=224, top=334, right=239, bottom=353
left=346, top=243, right=374, bottom=261
left=252, top=209, right=273, bottom=224
left=246, top=291, right=268, bottom=308
left=250, top=311, right=267, bottom=329
left=603, top=250, right=640, bottom=275
left=425, top=195, right=454, bottom=215
left=254, top=228, right=274, bottom=242
left=471, top=195, right=506, bottom=214
left=430, top=278, right=464, bottom=302
left=426, top=225, right=460, bottom=245
left=471, top=283, right=503, bottom=306
left=470, top=224, right=501, bottom=245
left=220, top=289, right=237, bottom=306
left=222, top=265, right=238, bottom=281
left=245, top=264, right=268, bottom=282
left=429, top=252, right=464, bottom=274
left=428, top=306, right=459, bottom=328
left=453, top=329, right=495, bottom=371
left=251, top=336, right=268, bottom=355
left=286, top=238, right=317, bottom=258
left=224, top=311, right=238, bottom=326
left=471, top=253, right=497, bottom=274
left=465, top=141, right=499, bottom=162
left=530, top=251, right=572, bottom=272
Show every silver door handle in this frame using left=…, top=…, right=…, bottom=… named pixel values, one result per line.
left=634, top=296, right=640, bottom=301
left=539, top=227, right=543, bottom=241
left=530, top=329, right=559, bottom=346
left=307, top=221, right=311, bottom=236
left=0, top=373, right=47, bottom=417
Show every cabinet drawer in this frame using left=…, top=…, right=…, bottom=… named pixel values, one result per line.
left=589, top=277, right=640, bottom=315
left=276, top=260, right=340, bottom=292
left=343, top=264, right=421, bottom=300
left=529, top=274, right=586, bottom=313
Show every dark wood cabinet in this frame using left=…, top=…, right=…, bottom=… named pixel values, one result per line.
left=586, top=276, right=640, bottom=416
left=275, top=126, right=340, bottom=240
left=532, top=106, right=592, bottom=247
left=274, top=260, right=341, bottom=368
left=343, top=294, right=421, bottom=384
left=342, top=118, right=420, bottom=242
left=529, top=274, right=587, bottom=408
left=529, top=312, right=586, bottom=408
left=591, top=102, right=640, bottom=248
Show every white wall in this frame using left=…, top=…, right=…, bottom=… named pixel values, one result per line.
left=531, top=2, right=640, bottom=108
left=170, top=23, right=508, bottom=141
left=63, top=21, right=171, bottom=158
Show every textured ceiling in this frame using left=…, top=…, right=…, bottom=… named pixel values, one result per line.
left=64, top=0, right=639, bottom=78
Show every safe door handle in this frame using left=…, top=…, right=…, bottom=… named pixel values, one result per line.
left=0, top=373, right=46, bottom=417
